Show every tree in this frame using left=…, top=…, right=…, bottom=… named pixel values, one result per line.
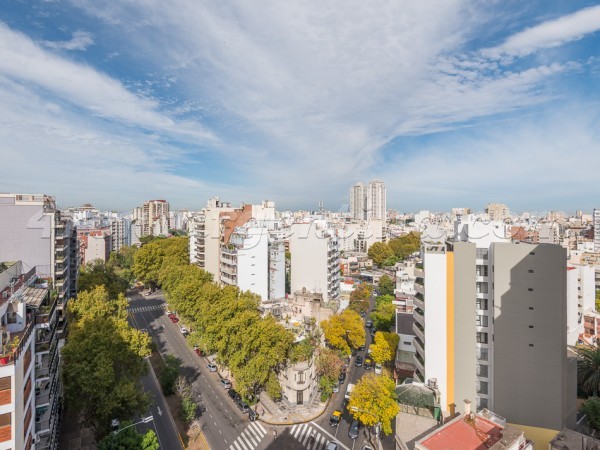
left=377, top=275, right=395, bottom=297
left=319, top=376, right=336, bottom=401
left=375, top=294, right=394, bottom=308
left=368, top=242, right=395, bottom=268
left=583, top=397, right=600, bottom=431
left=370, top=332, right=400, bottom=365
left=140, top=430, right=160, bottom=450
left=348, top=373, right=399, bottom=435
left=370, top=303, right=396, bottom=332
left=596, top=290, right=600, bottom=312
left=315, top=347, right=344, bottom=380
left=578, top=346, right=600, bottom=396
left=321, top=310, right=366, bottom=355
left=387, top=232, right=421, bottom=261
left=78, top=260, right=129, bottom=299
left=181, top=397, right=197, bottom=422
left=99, top=428, right=159, bottom=450
left=350, top=282, right=372, bottom=302
left=62, top=317, right=150, bottom=439
left=159, top=355, right=182, bottom=395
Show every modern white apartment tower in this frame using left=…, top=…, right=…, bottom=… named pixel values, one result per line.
left=140, top=200, right=170, bottom=237
left=289, top=220, right=340, bottom=303
left=350, top=183, right=366, bottom=220
left=349, top=180, right=386, bottom=221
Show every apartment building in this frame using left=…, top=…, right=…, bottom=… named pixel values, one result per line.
left=566, top=264, right=596, bottom=345
left=485, top=203, right=510, bottom=222
left=140, top=200, right=170, bottom=237
left=415, top=231, right=575, bottom=445
left=78, top=230, right=111, bottom=265
left=109, top=218, right=130, bottom=252
left=337, top=219, right=384, bottom=253
left=349, top=180, right=386, bottom=221
left=594, top=208, right=600, bottom=253
left=0, top=194, right=78, bottom=303
left=0, top=261, right=64, bottom=450
left=289, top=220, right=340, bottom=303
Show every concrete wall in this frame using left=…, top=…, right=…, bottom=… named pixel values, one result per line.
left=290, top=223, right=330, bottom=301
left=492, top=243, right=575, bottom=431
left=236, top=226, right=269, bottom=301
left=451, top=242, right=478, bottom=414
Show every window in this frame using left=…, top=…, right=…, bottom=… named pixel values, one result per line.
left=297, top=371, right=305, bottom=384
left=528, top=269, right=534, bottom=273
left=476, top=381, right=488, bottom=395
left=476, top=282, right=488, bottom=294
left=477, top=348, right=488, bottom=361
left=477, top=397, right=489, bottom=410
left=404, top=341, right=411, bottom=346
left=530, top=251, right=535, bottom=255
left=529, top=325, right=534, bottom=328
left=476, top=265, right=488, bottom=277
left=529, top=307, right=534, bottom=310
left=476, top=332, right=488, bottom=344
left=477, top=364, right=488, bottom=377
left=476, top=248, right=489, bottom=260
left=476, top=298, right=488, bottom=311
left=476, top=315, right=489, bottom=327
left=528, top=288, right=533, bottom=291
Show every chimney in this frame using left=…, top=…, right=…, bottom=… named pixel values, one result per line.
left=464, top=399, right=471, bottom=416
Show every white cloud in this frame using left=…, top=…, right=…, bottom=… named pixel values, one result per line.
left=483, top=4, right=600, bottom=58
left=42, top=30, right=94, bottom=51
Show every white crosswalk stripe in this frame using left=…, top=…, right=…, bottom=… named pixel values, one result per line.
left=127, top=304, right=167, bottom=313
left=290, top=422, right=338, bottom=450
left=228, top=422, right=267, bottom=450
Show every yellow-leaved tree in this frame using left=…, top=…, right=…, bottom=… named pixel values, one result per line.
left=321, top=309, right=365, bottom=355
left=348, top=372, right=399, bottom=435
left=370, top=331, right=400, bottom=366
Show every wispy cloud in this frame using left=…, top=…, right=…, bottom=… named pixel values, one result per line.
left=483, top=4, right=600, bottom=58
left=42, top=30, right=94, bottom=51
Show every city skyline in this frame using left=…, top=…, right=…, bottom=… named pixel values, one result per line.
left=1, top=1, right=599, bottom=211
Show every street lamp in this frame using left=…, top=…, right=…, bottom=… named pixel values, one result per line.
left=113, top=416, right=154, bottom=435
left=349, top=406, right=381, bottom=450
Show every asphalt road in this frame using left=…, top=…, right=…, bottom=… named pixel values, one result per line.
left=127, top=288, right=395, bottom=450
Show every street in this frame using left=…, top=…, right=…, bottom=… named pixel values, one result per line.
left=127, top=288, right=394, bottom=450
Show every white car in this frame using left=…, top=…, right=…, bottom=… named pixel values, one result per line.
left=180, top=327, right=189, bottom=335
left=207, top=363, right=218, bottom=372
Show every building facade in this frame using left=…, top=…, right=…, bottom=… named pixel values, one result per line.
left=140, top=200, right=170, bottom=237
left=349, top=180, right=386, bottom=221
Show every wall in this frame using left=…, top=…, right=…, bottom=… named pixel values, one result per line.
left=290, top=223, right=330, bottom=301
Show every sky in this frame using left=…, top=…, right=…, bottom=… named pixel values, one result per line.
left=1, top=1, right=599, bottom=213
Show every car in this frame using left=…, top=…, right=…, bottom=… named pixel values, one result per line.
left=158, top=325, right=164, bottom=331
left=329, top=410, right=342, bottom=427
left=169, top=316, right=179, bottom=323
left=220, top=379, right=232, bottom=389
left=361, top=447, right=374, bottom=450
left=355, top=356, right=363, bottom=367
left=236, top=400, right=249, bottom=413
left=140, top=328, right=148, bottom=334
left=248, top=408, right=257, bottom=421
left=370, top=328, right=376, bottom=337
left=194, top=347, right=203, bottom=357
left=349, top=420, right=359, bottom=439
left=338, top=372, right=346, bottom=384
left=228, top=389, right=241, bottom=402
left=374, top=363, right=382, bottom=374
left=180, top=327, right=189, bottom=335
left=365, top=319, right=373, bottom=328
left=364, top=358, right=373, bottom=370
left=367, top=346, right=373, bottom=355
left=360, top=310, right=366, bottom=317
left=332, top=381, right=340, bottom=393
left=166, top=310, right=173, bottom=316
left=325, top=442, right=339, bottom=450
left=345, top=383, right=354, bottom=401
left=207, top=363, right=218, bottom=372
left=358, top=344, right=365, bottom=351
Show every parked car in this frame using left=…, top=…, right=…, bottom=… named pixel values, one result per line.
left=329, top=410, right=342, bottom=427
left=207, top=363, right=218, bottom=372
left=370, top=328, right=376, bottom=337
left=140, top=328, right=148, bottom=334
left=248, top=408, right=257, bottom=421
left=236, top=400, right=249, bottom=413
left=180, top=327, right=189, bottom=335
left=338, top=372, right=346, bottom=384
left=228, top=389, right=241, bottom=402
left=349, top=420, right=360, bottom=439
left=362, top=447, right=374, bottom=450
left=169, top=316, right=179, bottom=323
left=325, top=443, right=338, bottom=450
left=365, top=319, right=373, bottom=328
left=364, top=358, right=373, bottom=370
left=345, top=383, right=355, bottom=401
left=374, top=363, right=382, bottom=374
left=194, top=347, right=203, bottom=357
left=220, top=379, right=232, bottom=389
left=355, top=356, right=363, bottom=367
left=332, top=381, right=340, bottom=393
left=360, top=310, right=367, bottom=318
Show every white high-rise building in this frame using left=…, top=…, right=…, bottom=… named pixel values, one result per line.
left=349, top=180, right=386, bottom=221
left=140, top=200, right=170, bottom=237
left=594, top=208, right=600, bottom=253
left=290, top=220, right=340, bottom=302
left=110, top=217, right=130, bottom=252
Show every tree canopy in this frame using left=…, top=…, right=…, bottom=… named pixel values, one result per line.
left=368, top=242, right=396, bottom=268
left=583, top=397, right=600, bottom=431
left=578, top=345, right=600, bottom=397
left=377, top=275, right=395, bottom=297
left=133, top=236, right=189, bottom=287
left=98, top=428, right=159, bottom=450
left=370, top=302, right=396, bottom=332
left=349, top=282, right=372, bottom=315
left=78, top=259, right=129, bottom=299
left=348, top=373, right=399, bottom=435
left=368, top=233, right=421, bottom=267
left=321, top=309, right=365, bottom=355
left=370, top=331, right=399, bottom=365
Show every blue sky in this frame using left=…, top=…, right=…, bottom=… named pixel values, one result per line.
left=1, top=0, right=599, bottom=213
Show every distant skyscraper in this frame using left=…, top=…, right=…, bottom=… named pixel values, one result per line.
left=594, top=208, right=600, bottom=253
left=139, top=200, right=170, bottom=236
left=485, top=203, right=510, bottom=222
left=349, top=180, right=386, bottom=221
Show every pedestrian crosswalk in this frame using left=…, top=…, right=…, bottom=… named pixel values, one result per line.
left=290, top=423, right=332, bottom=450
left=127, top=304, right=167, bottom=313
left=228, top=421, right=267, bottom=450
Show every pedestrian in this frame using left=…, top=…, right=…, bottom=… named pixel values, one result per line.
left=273, top=429, right=277, bottom=438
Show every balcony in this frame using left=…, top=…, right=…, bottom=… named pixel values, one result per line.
left=414, top=282, right=424, bottom=296
left=220, top=264, right=237, bottom=276
left=413, top=336, right=425, bottom=355
left=0, top=320, right=35, bottom=367
left=413, top=322, right=425, bottom=343
left=414, top=352, right=425, bottom=375
left=413, top=295, right=424, bottom=311
left=413, top=307, right=424, bottom=323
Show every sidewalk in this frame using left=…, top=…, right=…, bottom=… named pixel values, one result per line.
left=256, top=391, right=329, bottom=425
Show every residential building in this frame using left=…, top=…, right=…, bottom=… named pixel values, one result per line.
left=415, top=403, right=533, bottom=450
left=278, top=358, right=317, bottom=406
left=109, top=217, right=130, bottom=252
left=289, top=220, right=340, bottom=303
left=349, top=180, right=386, bottom=221
left=485, top=203, right=510, bottom=222
left=0, top=193, right=78, bottom=302
left=140, top=200, right=170, bottom=237
left=594, top=208, right=600, bottom=253
left=566, top=264, right=596, bottom=345
left=338, top=219, right=384, bottom=253
left=395, top=312, right=416, bottom=378
left=416, top=229, right=576, bottom=445
left=549, top=428, right=600, bottom=450
left=78, top=229, right=111, bottom=265
left=0, top=261, right=64, bottom=450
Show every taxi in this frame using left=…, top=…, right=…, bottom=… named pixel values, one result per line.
left=329, top=409, right=343, bottom=427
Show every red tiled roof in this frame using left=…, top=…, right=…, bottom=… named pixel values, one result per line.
left=420, top=416, right=502, bottom=450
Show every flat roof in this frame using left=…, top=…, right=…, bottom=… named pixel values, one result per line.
left=397, top=312, right=415, bottom=336
left=419, top=415, right=502, bottom=450
left=23, top=286, right=48, bottom=307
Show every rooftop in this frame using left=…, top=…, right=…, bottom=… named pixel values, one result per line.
left=397, top=312, right=415, bottom=336
left=550, top=428, right=600, bottom=449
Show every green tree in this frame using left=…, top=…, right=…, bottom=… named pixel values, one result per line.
left=319, top=376, right=336, bottom=401
left=370, top=303, right=396, bottom=332
left=98, top=428, right=159, bottom=450
left=181, top=397, right=197, bottom=422
left=62, top=317, right=150, bottom=439
left=596, top=290, right=600, bottom=312
left=159, top=355, right=182, bottom=395
left=321, top=310, right=366, bottom=355
left=375, top=294, right=394, bottom=308
left=377, top=275, right=395, bottom=297
left=266, top=371, right=282, bottom=401
left=388, top=232, right=421, bottom=261
left=370, top=332, right=400, bottom=365
left=583, top=397, right=600, bottom=431
left=368, top=242, right=395, bottom=268
left=78, top=260, right=129, bottom=299
left=578, top=346, right=600, bottom=396
left=348, top=373, right=399, bottom=435
left=140, top=430, right=160, bottom=450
